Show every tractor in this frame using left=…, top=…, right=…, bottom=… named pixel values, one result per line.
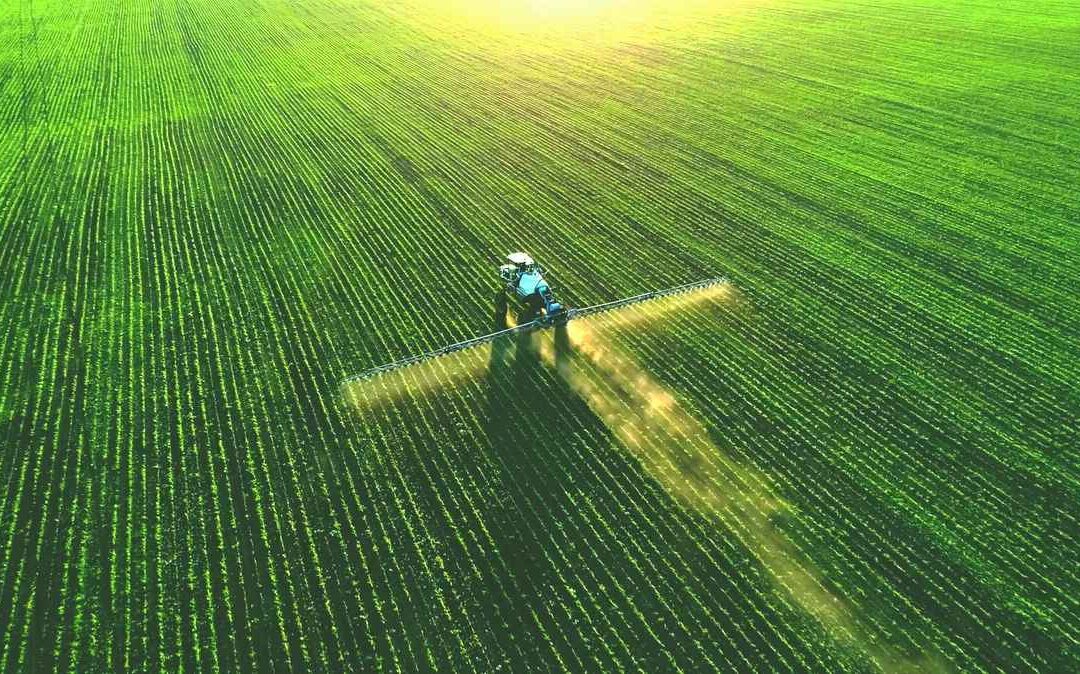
left=498, top=252, right=567, bottom=325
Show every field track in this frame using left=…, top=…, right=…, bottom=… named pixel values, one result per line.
left=1, top=0, right=1078, bottom=671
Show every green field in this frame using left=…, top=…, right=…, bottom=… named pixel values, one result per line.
left=1, top=0, right=1078, bottom=671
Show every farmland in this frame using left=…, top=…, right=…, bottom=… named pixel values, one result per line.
left=1, top=0, right=1078, bottom=670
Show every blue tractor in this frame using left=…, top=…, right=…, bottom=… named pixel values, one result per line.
left=498, top=252, right=567, bottom=325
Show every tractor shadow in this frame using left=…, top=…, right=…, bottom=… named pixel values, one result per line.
left=476, top=310, right=833, bottom=669
left=479, top=304, right=591, bottom=660
left=478, top=318, right=764, bottom=669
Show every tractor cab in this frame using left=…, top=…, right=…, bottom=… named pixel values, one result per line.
left=499, top=252, right=536, bottom=285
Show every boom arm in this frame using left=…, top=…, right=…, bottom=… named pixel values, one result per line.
left=341, top=277, right=726, bottom=384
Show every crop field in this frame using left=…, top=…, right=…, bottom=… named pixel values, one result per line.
left=1, top=0, right=1079, bottom=671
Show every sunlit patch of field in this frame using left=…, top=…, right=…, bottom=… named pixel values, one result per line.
left=388, top=0, right=761, bottom=52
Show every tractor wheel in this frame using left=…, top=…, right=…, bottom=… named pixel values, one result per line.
left=518, top=295, right=541, bottom=324
left=492, top=290, right=509, bottom=330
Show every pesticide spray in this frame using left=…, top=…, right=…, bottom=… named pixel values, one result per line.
left=342, top=280, right=946, bottom=672
left=342, top=339, right=493, bottom=411
left=529, top=316, right=944, bottom=672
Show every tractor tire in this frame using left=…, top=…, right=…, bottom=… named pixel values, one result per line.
left=492, top=290, right=509, bottom=330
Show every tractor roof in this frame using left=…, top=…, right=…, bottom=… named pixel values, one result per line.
left=507, top=252, right=534, bottom=266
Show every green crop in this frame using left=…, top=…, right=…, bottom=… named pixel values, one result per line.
left=1, top=0, right=1077, bottom=671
